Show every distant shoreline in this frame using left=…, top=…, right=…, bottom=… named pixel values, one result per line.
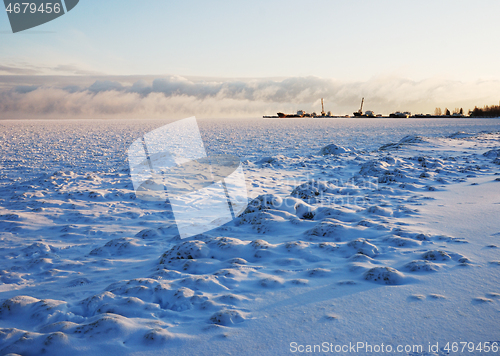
left=262, top=115, right=500, bottom=119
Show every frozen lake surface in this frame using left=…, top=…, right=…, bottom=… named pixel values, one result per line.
left=1, top=117, right=500, bottom=186
left=0, top=117, right=499, bottom=356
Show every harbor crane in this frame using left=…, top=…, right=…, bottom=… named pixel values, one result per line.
left=353, top=97, right=364, bottom=117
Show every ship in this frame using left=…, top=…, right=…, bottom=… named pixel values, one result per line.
left=267, top=99, right=340, bottom=118
left=277, top=110, right=306, bottom=118
left=389, top=111, right=411, bottom=118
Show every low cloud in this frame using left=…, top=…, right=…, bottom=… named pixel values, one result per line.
left=0, top=63, right=103, bottom=77
left=0, top=65, right=41, bottom=76
left=52, top=64, right=102, bottom=76
left=0, top=75, right=499, bottom=118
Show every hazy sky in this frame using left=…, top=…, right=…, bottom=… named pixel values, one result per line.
left=1, top=0, right=499, bottom=117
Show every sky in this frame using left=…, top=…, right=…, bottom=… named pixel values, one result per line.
left=0, top=0, right=499, bottom=118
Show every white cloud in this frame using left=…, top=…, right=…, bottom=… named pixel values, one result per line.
left=0, top=75, right=499, bottom=118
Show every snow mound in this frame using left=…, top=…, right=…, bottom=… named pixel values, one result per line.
left=306, top=268, right=331, bottom=277
left=303, top=219, right=374, bottom=242
left=365, top=205, right=393, bottom=217
left=421, top=250, right=452, bottom=261
left=67, top=277, right=92, bottom=287
left=413, top=156, right=445, bottom=169
left=22, top=242, right=57, bottom=257
left=142, top=328, right=175, bottom=345
left=255, top=155, right=287, bottom=167
left=159, top=241, right=210, bottom=264
left=290, top=179, right=336, bottom=202
left=243, top=194, right=284, bottom=214
left=359, top=160, right=391, bottom=176
left=383, top=236, right=421, bottom=247
left=483, top=148, right=500, bottom=158
left=319, top=144, right=350, bottom=155
left=344, top=239, right=379, bottom=258
left=379, top=135, right=427, bottom=150
left=448, top=131, right=476, bottom=139
left=243, top=194, right=315, bottom=219
left=210, top=309, right=246, bottom=326
left=237, top=211, right=291, bottom=233
left=404, top=260, right=440, bottom=272
left=0, top=296, right=68, bottom=325
left=259, top=276, right=284, bottom=288
left=0, top=296, right=41, bottom=315
left=364, top=267, right=406, bottom=285
left=304, top=220, right=348, bottom=241
left=207, top=236, right=247, bottom=252
left=358, top=157, right=416, bottom=184
left=90, top=237, right=143, bottom=256
left=71, top=313, right=134, bottom=338
left=135, top=228, right=161, bottom=239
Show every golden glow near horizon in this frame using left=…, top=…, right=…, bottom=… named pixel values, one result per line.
left=1, top=0, right=499, bottom=117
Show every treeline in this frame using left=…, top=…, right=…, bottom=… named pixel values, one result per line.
left=469, top=104, right=500, bottom=118
left=434, top=108, right=463, bottom=116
